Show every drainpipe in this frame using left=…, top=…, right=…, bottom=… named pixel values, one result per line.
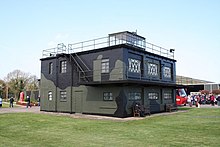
left=55, top=57, right=58, bottom=112
left=70, top=55, right=73, bottom=113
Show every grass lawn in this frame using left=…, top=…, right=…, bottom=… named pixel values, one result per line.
left=1, top=102, right=18, bottom=108
left=0, top=108, right=220, bottom=147
left=1, top=102, right=10, bottom=108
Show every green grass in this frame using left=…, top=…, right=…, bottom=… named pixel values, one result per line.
left=0, top=108, right=220, bottom=147
left=1, top=102, right=18, bottom=108
left=1, top=102, right=10, bottom=108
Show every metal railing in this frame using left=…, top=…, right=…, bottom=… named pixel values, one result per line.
left=77, top=67, right=175, bottom=83
left=42, top=33, right=174, bottom=59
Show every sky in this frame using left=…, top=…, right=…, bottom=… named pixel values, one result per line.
left=0, top=0, right=220, bottom=83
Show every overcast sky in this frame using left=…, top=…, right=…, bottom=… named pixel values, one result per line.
left=0, top=0, right=220, bottom=83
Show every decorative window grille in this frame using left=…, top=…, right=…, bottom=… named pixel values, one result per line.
left=147, top=63, right=158, bottom=76
left=128, top=58, right=141, bottom=73
left=163, top=67, right=171, bottom=78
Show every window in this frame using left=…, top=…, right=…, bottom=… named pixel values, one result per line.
left=128, top=58, right=141, bottom=73
left=101, top=59, right=109, bottom=73
left=49, top=62, right=53, bottom=74
left=48, top=91, right=52, bottom=101
left=163, top=67, right=171, bottom=78
left=147, top=63, right=158, bottom=76
left=128, top=92, right=141, bottom=101
left=60, top=91, right=67, bottom=102
left=103, top=92, right=113, bottom=101
left=164, top=92, right=172, bottom=99
left=60, top=60, right=67, bottom=73
left=148, top=92, right=158, bottom=100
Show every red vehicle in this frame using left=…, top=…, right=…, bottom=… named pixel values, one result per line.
left=176, top=88, right=187, bottom=106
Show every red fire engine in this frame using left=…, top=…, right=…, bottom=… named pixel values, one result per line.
left=176, top=88, right=187, bottom=106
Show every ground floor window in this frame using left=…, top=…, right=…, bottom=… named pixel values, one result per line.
left=128, top=92, right=141, bottom=101
left=60, top=91, right=67, bottom=102
left=48, top=91, right=52, bottom=101
left=164, top=92, right=172, bottom=99
left=103, top=92, right=113, bottom=101
left=148, top=92, right=159, bottom=100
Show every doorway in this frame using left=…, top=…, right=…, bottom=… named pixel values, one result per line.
left=75, top=91, right=83, bottom=113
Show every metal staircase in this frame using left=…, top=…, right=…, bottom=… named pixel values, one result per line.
left=69, top=53, right=91, bottom=82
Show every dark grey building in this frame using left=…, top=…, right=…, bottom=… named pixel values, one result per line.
left=40, top=31, right=176, bottom=117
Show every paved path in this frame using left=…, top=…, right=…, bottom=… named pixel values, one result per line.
left=0, top=104, right=219, bottom=121
left=0, top=106, right=146, bottom=121
left=0, top=105, right=40, bottom=114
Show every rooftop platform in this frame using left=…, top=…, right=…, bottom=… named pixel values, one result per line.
left=42, top=31, right=175, bottom=59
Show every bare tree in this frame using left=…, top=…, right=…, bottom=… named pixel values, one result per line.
left=4, top=70, right=39, bottom=101
left=25, top=75, right=39, bottom=91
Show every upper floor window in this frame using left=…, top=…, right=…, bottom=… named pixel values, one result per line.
left=128, top=92, right=141, bottom=101
left=101, top=59, right=109, bottom=73
left=60, top=60, right=67, bottom=73
left=48, top=91, right=52, bottom=101
left=148, top=92, right=158, bottom=100
left=103, top=92, right=113, bottom=101
left=60, top=91, right=67, bottom=102
left=49, top=62, right=53, bottom=74
left=128, top=58, right=141, bottom=73
left=163, top=67, right=171, bottom=78
left=147, top=63, right=158, bottom=76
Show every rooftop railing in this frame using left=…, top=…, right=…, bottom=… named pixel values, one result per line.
left=42, top=32, right=174, bottom=59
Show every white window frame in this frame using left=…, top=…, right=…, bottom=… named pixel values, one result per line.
left=48, top=91, right=52, bottom=101
left=164, top=92, right=172, bottom=100
left=128, top=92, right=141, bottom=101
left=60, top=60, right=67, bottom=73
left=148, top=92, right=159, bottom=100
left=60, top=91, right=67, bottom=102
left=101, top=59, right=109, bottom=73
left=103, top=92, right=113, bottom=101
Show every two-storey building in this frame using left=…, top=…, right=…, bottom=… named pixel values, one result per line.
left=40, top=31, right=176, bottom=117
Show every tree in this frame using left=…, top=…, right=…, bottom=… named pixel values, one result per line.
left=200, top=90, right=210, bottom=95
left=212, top=89, right=220, bottom=95
left=0, top=79, right=6, bottom=98
left=25, top=75, right=39, bottom=91
left=4, top=70, right=39, bottom=101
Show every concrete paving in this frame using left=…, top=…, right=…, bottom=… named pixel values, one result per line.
left=0, top=103, right=219, bottom=121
